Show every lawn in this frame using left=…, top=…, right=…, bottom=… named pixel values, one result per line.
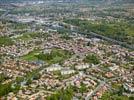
left=36, top=48, right=72, bottom=64
left=20, top=49, right=41, bottom=61
left=21, top=48, right=72, bottom=64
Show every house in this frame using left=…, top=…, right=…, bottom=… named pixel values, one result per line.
left=109, top=64, right=119, bottom=71
left=75, top=63, right=89, bottom=70
left=45, top=64, right=62, bottom=72
left=61, top=69, right=75, bottom=75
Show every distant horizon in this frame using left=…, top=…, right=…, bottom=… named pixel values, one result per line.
left=0, top=0, right=134, bottom=4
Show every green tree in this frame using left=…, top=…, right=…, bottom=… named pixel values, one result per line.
left=84, top=54, right=100, bottom=64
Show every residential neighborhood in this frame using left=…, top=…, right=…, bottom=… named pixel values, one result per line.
left=0, top=0, right=134, bottom=100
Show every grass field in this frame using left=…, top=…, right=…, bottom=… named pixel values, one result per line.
left=20, top=49, right=41, bottom=61
left=36, top=48, right=72, bottom=64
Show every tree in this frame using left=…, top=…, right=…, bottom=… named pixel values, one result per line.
left=84, top=54, right=100, bottom=64
left=46, top=87, right=74, bottom=100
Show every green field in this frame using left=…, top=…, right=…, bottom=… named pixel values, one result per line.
left=36, top=48, right=72, bottom=64
left=21, top=48, right=72, bottom=64
left=20, top=49, right=41, bottom=61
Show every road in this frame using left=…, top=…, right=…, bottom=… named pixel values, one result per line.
left=85, top=81, right=105, bottom=100
left=85, top=73, right=133, bottom=100
left=107, top=73, right=133, bottom=82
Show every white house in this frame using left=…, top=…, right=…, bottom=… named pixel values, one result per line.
left=61, top=69, right=75, bottom=75
left=75, top=63, right=89, bottom=70
left=109, top=64, right=119, bottom=71
left=45, top=64, right=62, bottom=72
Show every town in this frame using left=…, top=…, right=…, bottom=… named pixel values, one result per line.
left=0, top=0, right=134, bottom=100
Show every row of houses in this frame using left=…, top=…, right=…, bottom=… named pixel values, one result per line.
left=45, top=63, right=90, bottom=75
